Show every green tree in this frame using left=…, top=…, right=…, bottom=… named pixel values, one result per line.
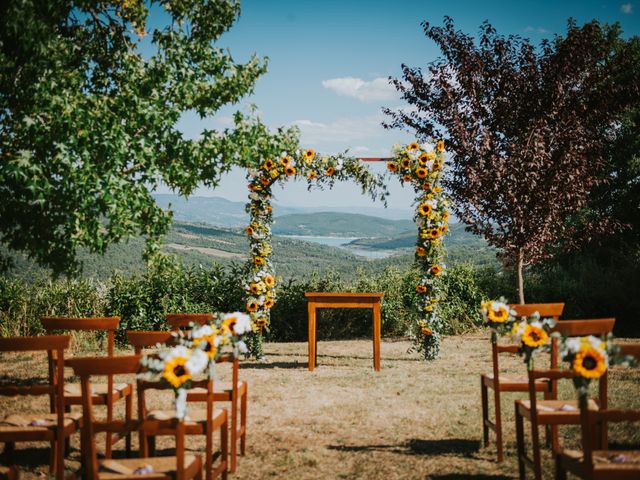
left=0, top=0, right=298, bottom=275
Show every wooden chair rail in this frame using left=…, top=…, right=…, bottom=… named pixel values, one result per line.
left=0, top=385, right=55, bottom=397
left=617, top=343, right=640, bottom=358
left=41, top=316, right=120, bottom=331
left=0, top=335, right=70, bottom=351
left=167, top=313, right=214, bottom=328
left=126, top=331, right=175, bottom=351
left=509, top=303, right=565, bottom=318
left=67, top=355, right=141, bottom=376
left=552, top=318, right=616, bottom=336
left=496, top=344, right=520, bottom=354
left=528, top=369, right=578, bottom=381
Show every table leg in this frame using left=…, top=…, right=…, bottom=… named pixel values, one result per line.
left=373, top=301, right=381, bottom=371
left=308, top=302, right=316, bottom=371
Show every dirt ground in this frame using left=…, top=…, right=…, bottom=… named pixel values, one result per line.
left=1, top=333, right=639, bottom=479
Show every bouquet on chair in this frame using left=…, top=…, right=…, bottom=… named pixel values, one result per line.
left=139, top=312, right=252, bottom=418
left=480, top=298, right=517, bottom=338
left=510, top=312, right=556, bottom=368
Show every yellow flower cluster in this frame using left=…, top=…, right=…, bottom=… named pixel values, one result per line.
left=387, top=141, right=448, bottom=360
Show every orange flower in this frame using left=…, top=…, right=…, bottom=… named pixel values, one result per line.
left=285, top=166, right=297, bottom=176
left=416, top=285, right=428, bottom=294
left=246, top=300, right=259, bottom=313
left=263, top=159, right=275, bottom=170
left=408, top=141, right=420, bottom=151
left=422, top=182, right=431, bottom=191
left=304, top=149, right=315, bottom=161
left=265, top=205, right=273, bottom=214
left=254, top=257, right=265, bottom=266
left=419, top=203, right=433, bottom=216
left=416, top=246, right=426, bottom=256
left=428, top=228, right=440, bottom=238
left=245, top=226, right=254, bottom=236
left=421, top=326, right=433, bottom=336
left=280, top=155, right=291, bottom=167
left=431, top=265, right=443, bottom=276
left=433, top=161, right=442, bottom=170
left=264, top=298, right=275, bottom=309
left=308, top=171, right=317, bottom=180
left=442, top=211, right=449, bottom=221
left=255, top=318, right=267, bottom=327
left=416, top=168, right=428, bottom=179
left=264, top=275, right=275, bottom=287
left=403, top=174, right=412, bottom=183
left=440, top=225, right=449, bottom=234
left=433, top=186, right=442, bottom=193
left=325, top=166, right=335, bottom=176
left=401, top=158, right=411, bottom=169
left=260, top=177, right=271, bottom=186
left=437, top=140, right=445, bottom=152
left=249, top=283, right=260, bottom=294
left=387, top=161, right=398, bottom=172
left=419, top=153, right=429, bottom=165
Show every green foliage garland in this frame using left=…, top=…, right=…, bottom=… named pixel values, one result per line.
left=386, top=141, right=449, bottom=360
left=243, top=149, right=387, bottom=356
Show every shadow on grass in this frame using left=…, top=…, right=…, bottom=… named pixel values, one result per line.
left=425, top=475, right=512, bottom=480
left=263, top=350, right=422, bottom=363
left=241, top=361, right=303, bottom=369
left=328, top=438, right=481, bottom=456
left=0, top=447, right=53, bottom=468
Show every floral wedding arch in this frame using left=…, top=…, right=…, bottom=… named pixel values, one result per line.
left=241, top=141, right=448, bottom=360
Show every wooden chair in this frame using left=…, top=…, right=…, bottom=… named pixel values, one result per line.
left=41, top=316, right=134, bottom=458
left=481, top=303, right=565, bottom=462
left=66, top=355, right=203, bottom=480
left=0, top=335, right=79, bottom=480
left=515, top=318, right=616, bottom=480
left=555, top=344, right=640, bottom=480
left=126, top=331, right=228, bottom=480
left=167, top=314, right=248, bottom=473
left=0, top=466, right=18, bottom=480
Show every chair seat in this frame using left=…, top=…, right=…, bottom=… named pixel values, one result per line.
left=188, top=381, right=246, bottom=395
left=99, top=455, right=200, bottom=479
left=482, top=373, right=550, bottom=391
left=63, top=382, right=132, bottom=402
left=562, top=449, right=640, bottom=472
left=0, top=411, right=82, bottom=438
left=146, top=408, right=227, bottom=433
left=517, top=399, right=599, bottom=423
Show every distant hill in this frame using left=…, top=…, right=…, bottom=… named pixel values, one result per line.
left=272, top=212, right=415, bottom=237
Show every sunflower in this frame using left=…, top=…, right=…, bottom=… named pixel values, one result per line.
left=255, top=318, right=267, bottom=327
left=431, top=265, right=442, bottom=276
left=285, top=166, right=296, bottom=176
left=249, top=283, right=261, bottom=295
left=308, top=171, right=318, bottom=180
left=428, top=228, right=440, bottom=239
left=264, top=298, right=275, bottom=309
left=442, top=211, right=449, bottom=222
left=246, top=300, right=259, bottom=313
left=163, top=355, right=192, bottom=389
left=254, top=256, right=265, bottom=266
left=573, top=346, right=607, bottom=379
left=280, top=155, right=291, bottom=167
left=304, top=149, right=315, bottom=162
left=522, top=324, right=548, bottom=348
left=260, top=177, right=271, bottom=186
left=416, top=168, right=428, bottom=179
left=440, top=225, right=449, bottom=234
left=408, top=141, right=420, bottom=151
left=416, top=246, right=427, bottom=256
left=422, top=182, right=431, bottom=191
left=245, top=226, right=254, bottom=236
left=419, top=203, right=433, bottom=216
left=325, top=166, right=335, bottom=176
left=264, top=275, right=275, bottom=287
left=433, top=161, right=442, bottom=170
left=263, top=159, right=275, bottom=170
left=248, top=184, right=255, bottom=192
left=419, top=153, right=429, bottom=165
left=401, top=158, right=411, bottom=169
left=387, top=161, right=398, bottom=172
left=194, top=335, right=218, bottom=359
left=403, top=174, right=412, bottom=183
left=486, top=304, right=509, bottom=323
left=433, top=186, right=442, bottom=193
left=437, top=140, right=445, bottom=152
left=221, top=315, right=238, bottom=335
left=421, top=326, right=433, bottom=336
left=265, top=205, right=273, bottom=214
left=416, top=285, right=428, bottom=294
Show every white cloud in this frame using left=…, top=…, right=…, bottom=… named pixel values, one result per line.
left=621, top=3, right=633, bottom=14
left=524, top=26, right=549, bottom=34
left=351, top=146, right=371, bottom=153
left=291, top=115, right=384, bottom=145
left=321, top=77, right=397, bottom=102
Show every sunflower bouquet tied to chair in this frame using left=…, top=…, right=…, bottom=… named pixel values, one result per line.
left=511, top=312, right=556, bottom=368
left=480, top=298, right=517, bottom=339
left=140, top=312, right=252, bottom=418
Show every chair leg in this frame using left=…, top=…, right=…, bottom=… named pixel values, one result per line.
left=240, top=387, right=247, bottom=456
left=139, top=430, right=149, bottom=457
left=64, top=405, right=71, bottom=455
left=515, top=404, right=526, bottom=480
left=222, top=416, right=229, bottom=480
left=493, top=387, right=504, bottom=462
left=56, top=434, right=65, bottom=480
left=148, top=435, right=156, bottom=456
left=230, top=399, right=237, bottom=473
left=481, top=379, right=489, bottom=447
left=125, top=394, right=133, bottom=456
left=50, top=440, right=56, bottom=473
left=205, top=421, right=213, bottom=480
left=554, top=453, right=567, bottom=480
left=531, top=418, right=542, bottom=480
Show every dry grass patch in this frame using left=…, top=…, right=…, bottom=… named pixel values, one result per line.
left=0, top=333, right=638, bottom=479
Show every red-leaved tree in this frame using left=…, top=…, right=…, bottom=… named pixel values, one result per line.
left=385, top=18, right=640, bottom=303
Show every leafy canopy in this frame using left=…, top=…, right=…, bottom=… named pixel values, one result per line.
left=385, top=18, right=640, bottom=274
left=0, top=0, right=298, bottom=275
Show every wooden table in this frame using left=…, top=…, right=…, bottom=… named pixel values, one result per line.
left=305, top=292, right=384, bottom=372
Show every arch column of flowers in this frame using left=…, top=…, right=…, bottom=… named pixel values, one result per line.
left=386, top=140, right=449, bottom=360
left=242, top=149, right=388, bottom=358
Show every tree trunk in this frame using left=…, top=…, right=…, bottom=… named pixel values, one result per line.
left=517, top=250, right=525, bottom=304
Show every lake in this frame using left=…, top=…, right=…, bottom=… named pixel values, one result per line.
left=281, top=235, right=396, bottom=259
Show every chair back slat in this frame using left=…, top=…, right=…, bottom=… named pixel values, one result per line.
left=166, top=313, right=213, bottom=329
left=67, top=355, right=141, bottom=377
left=126, top=331, right=174, bottom=354
left=41, top=316, right=120, bottom=332
left=617, top=342, right=640, bottom=358
left=528, top=369, right=576, bottom=381
left=0, top=335, right=70, bottom=352
left=552, top=318, right=616, bottom=336
left=496, top=345, right=519, bottom=354
left=509, top=303, right=565, bottom=319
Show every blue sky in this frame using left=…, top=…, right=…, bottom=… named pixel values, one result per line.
left=165, top=0, right=640, bottom=215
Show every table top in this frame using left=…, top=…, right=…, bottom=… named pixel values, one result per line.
left=305, top=292, right=384, bottom=299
